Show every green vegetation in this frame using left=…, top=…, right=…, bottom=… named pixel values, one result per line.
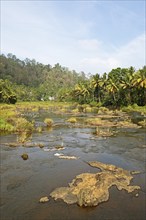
left=0, top=54, right=86, bottom=102
left=0, top=118, right=14, bottom=132
left=67, top=117, right=77, bottom=123
left=15, top=117, right=34, bottom=133
left=0, top=104, right=34, bottom=140
left=122, top=104, right=146, bottom=114
left=44, top=118, right=54, bottom=127
left=0, top=54, right=146, bottom=107
left=0, top=79, right=17, bottom=104
left=138, top=119, right=146, bottom=127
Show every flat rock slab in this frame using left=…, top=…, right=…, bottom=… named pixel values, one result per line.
left=50, top=161, right=140, bottom=207
left=39, top=197, right=49, bottom=203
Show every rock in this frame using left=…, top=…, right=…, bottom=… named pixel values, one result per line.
left=55, top=145, right=65, bottom=150
left=54, top=153, right=64, bottom=156
left=39, top=197, right=49, bottom=203
left=54, top=153, right=78, bottom=160
left=21, top=153, right=28, bottom=160
left=44, top=146, right=65, bottom=152
left=58, top=155, right=78, bottom=160
left=50, top=161, right=141, bottom=207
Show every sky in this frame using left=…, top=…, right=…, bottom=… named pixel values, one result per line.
left=1, top=0, right=145, bottom=75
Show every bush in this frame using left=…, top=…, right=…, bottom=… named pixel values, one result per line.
left=15, top=117, right=34, bottom=132
left=67, top=117, right=77, bottom=123
left=138, top=119, right=146, bottom=127
left=0, top=118, right=14, bottom=132
left=89, top=101, right=98, bottom=107
left=44, top=118, right=54, bottom=127
left=0, top=79, right=17, bottom=104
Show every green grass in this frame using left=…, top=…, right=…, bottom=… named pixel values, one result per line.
left=0, top=118, right=14, bottom=132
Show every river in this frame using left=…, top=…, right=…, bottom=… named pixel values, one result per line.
left=0, top=111, right=145, bottom=220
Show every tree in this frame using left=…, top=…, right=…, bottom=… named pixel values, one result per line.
left=0, top=79, right=17, bottom=104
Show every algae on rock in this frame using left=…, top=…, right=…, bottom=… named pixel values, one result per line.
left=50, top=161, right=140, bottom=207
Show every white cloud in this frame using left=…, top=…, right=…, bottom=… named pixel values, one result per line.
left=115, top=34, right=145, bottom=68
left=77, top=33, right=145, bottom=74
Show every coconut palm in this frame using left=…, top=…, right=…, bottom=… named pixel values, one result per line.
left=90, top=73, right=102, bottom=102
left=106, top=77, right=119, bottom=103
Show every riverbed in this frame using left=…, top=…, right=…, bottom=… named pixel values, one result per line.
left=0, top=111, right=145, bottom=220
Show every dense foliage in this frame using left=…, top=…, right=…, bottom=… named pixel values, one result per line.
left=0, top=53, right=146, bottom=106
left=0, top=53, right=86, bottom=102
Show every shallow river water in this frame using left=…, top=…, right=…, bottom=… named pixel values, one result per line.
left=0, top=112, right=146, bottom=220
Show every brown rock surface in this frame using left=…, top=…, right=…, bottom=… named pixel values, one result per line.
left=50, top=161, right=140, bottom=207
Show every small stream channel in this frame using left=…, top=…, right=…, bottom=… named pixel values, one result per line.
left=0, top=110, right=146, bottom=220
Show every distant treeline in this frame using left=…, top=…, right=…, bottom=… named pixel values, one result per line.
left=0, top=53, right=146, bottom=106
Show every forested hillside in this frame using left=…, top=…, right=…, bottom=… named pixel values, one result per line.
left=0, top=53, right=86, bottom=102
left=0, top=53, right=146, bottom=106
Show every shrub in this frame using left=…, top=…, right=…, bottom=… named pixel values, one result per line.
left=67, top=117, right=77, bottom=123
left=72, top=108, right=79, bottom=113
left=0, top=118, right=14, bottom=132
left=44, top=118, right=54, bottom=127
left=138, top=119, right=146, bottom=127
left=89, top=101, right=98, bottom=107
left=86, top=118, right=102, bottom=125
left=84, top=106, right=92, bottom=113
left=15, top=117, right=34, bottom=133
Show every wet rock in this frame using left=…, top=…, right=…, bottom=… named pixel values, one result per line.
left=5, top=142, right=44, bottom=148
left=58, top=155, right=78, bottom=160
left=21, top=153, right=28, bottom=160
left=39, top=197, right=49, bottom=203
left=9, top=143, right=20, bottom=147
left=38, top=143, right=44, bottom=148
left=55, top=145, right=65, bottom=150
left=43, top=146, right=65, bottom=152
left=54, top=153, right=64, bottom=156
left=50, top=161, right=140, bottom=207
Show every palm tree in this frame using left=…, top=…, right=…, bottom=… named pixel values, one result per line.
left=132, top=68, right=146, bottom=105
left=106, top=77, right=119, bottom=104
left=120, top=69, right=135, bottom=104
left=90, top=74, right=102, bottom=102
left=72, top=83, right=90, bottom=103
left=132, top=68, right=146, bottom=89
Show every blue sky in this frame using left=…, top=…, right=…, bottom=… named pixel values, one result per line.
left=1, top=0, right=145, bottom=74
